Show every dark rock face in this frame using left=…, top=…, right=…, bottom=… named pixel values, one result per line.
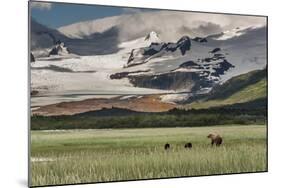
left=143, top=43, right=167, bottom=56
left=192, top=37, right=208, bottom=43
left=110, top=70, right=150, bottom=79
left=110, top=72, right=130, bottom=80
left=31, top=90, right=39, bottom=96
left=142, top=36, right=191, bottom=56
left=127, top=49, right=136, bottom=64
left=202, top=53, right=225, bottom=63
left=210, top=48, right=221, bottom=53
left=126, top=67, right=227, bottom=92
left=179, top=61, right=200, bottom=68
left=202, top=57, right=212, bottom=63
left=213, top=53, right=223, bottom=57
left=49, top=46, right=61, bottom=56
left=128, top=72, right=197, bottom=91
left=175, top=36, right=191, bottom=55
left=211, top=60, right=234, bottom=77
left=30, top=53, right=35, bottom=62
left=127, top=36, right=191, bottom=67
left=49, top=41, right=69, bottom=56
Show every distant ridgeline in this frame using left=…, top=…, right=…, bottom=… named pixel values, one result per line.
left=31, top=102, right=267, bottom=130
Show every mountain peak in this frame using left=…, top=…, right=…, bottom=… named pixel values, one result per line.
left=49, top=41, right=69, bottom=56
left=176, top=36, right=191, bottom=55
left=144, top=31, right=161, bottom=42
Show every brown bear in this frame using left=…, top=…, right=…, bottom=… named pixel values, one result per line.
left=184, top=142, right=192, bottom=149
left=164, top=143, right=170, bottom=150
left=207, top=133, right=223, bottom=146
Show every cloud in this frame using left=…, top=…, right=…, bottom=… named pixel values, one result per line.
left=30, top=2, right=52, bottom=10
left=193, top=22, right=222, bottom=36
left=59, top=10, right=267, bottom=42
left=115, top=11, right=266, bottom=41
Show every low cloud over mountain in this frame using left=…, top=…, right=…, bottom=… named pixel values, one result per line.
left=58, top=10, right=266, bottom=42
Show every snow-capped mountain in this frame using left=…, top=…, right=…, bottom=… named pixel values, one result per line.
left=30, top=19, right=69, bottom=57
left=111, top=35, right=235, bottom=93
left=144, top=31, right=161, bottom=42
left=31, top=19, right=121, bottom=56
left=117, top=31, right=162, bottom=54
left=30, top=16, right=267, bottom=107
left=108, top=25, right=266, bottom=94
left=30, top=20, right=78, bottom=60
left=31, top=19, right=67, bottom=49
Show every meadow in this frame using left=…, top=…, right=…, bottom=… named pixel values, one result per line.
left=30, top=125, right=267, bottom=187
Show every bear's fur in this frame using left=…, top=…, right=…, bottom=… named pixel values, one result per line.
left=207, top=133, right=223, bottom=146
left=164, top=143, right=170, bottom=150
left=184, top=142, right=192, bottom=149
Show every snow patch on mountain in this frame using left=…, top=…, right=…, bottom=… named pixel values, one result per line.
left=209, top=26, right=264, bottom=41
left=160, top=94, right=190, bottom=104
left=118, top=31, right=162, bottom=53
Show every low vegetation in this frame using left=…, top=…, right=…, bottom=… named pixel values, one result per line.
left=31, top=105, right=266, bottom=130
left=31, top=125, right=267, bottom=186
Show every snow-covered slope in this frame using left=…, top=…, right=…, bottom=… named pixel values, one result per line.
left=207, top=26, right=267, bottom=79
left=31, top=32, right=172, bottom=107
left=118, top=31, right=162, bottom=53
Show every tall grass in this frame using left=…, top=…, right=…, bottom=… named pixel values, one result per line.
left=31, top=125, right=267, bottom=186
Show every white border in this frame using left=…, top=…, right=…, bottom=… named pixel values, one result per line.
left=1, top=0, right=280, bottom=188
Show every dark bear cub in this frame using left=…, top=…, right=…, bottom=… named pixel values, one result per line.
left=164, top=143, right=170, bottom=150
left=184, top=142, right=192, bottom=149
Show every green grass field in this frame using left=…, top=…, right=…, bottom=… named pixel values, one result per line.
left=30, top=125, right=267, bottom=187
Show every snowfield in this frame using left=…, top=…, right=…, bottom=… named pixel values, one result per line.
left=31, top=35, right=172, bottom=107
left=160, top=94, right=190, bottom=104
